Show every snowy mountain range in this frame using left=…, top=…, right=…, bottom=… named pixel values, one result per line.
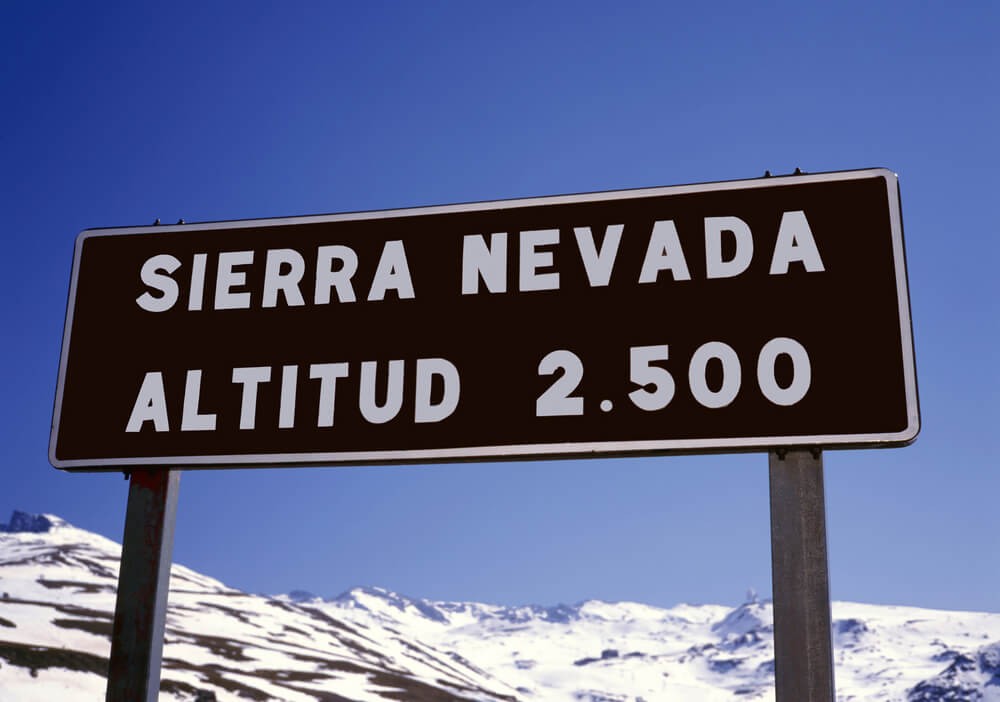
left=1, top=510, right=998, bottom=701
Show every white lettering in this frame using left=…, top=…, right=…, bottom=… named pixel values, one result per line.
left=125, top=372, right=169, bottom=432
left=188, top=253, right=207, bottom=311
left=136, top=255, right=181, bottom=312
left=770, top=210, right=825, bottom=274
left=314, top=245, right=358, bottom=304
left=279, top=365, right=297, bottom=429
left=263, top=249, right=306, bottom=308
left=462, top=233, right=507, bottom=294
left=415, top=358, right=460, bottom=423
left=310, top=362, right=350, bottom=427
left=757, top=337, right=811, bottom=406
left=232, top=366, right=271, bottom=430
left=181, top=370, right=217, bottom=431
left=574, top=225, right=622, bottom=287
left=520, top=229, right=560, bottom=291
left=214, top=250, right=254, bottom=310
left=359, top=360, right=404, bottom=423
left=368, top=241, right=415, bottom=301
left=639, top=220, right=692, bottom=283
left=705, top=216, right=753, bottom=279
left=689, top=342, right=741, bottom=408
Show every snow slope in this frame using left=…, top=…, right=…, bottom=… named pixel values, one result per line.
left=1, top=511, right=998, bottom=701
left=319, top=587, right=1000, bottom=702
left=0, top=512, right=518, bottom=701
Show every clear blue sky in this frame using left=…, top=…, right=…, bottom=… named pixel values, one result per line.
left=2, top=2, right=997, bottom=612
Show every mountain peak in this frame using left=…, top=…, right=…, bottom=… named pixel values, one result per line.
left=285, top=589, right=320, bottom=603
left=331, top=586, right=452, bottom=623
left=0, top=511, right=65, bottom=533
left=712, top=598, right=774, bottom=639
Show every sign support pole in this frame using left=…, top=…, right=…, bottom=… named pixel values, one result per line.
left=768, top=450, right=835, bottom=702
left=106, top=469, right=180, bottom=702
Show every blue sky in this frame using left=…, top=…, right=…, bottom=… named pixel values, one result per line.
left=2, top=2, right=998, bottom=612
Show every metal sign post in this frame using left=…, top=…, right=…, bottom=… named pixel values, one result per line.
left=106, top=469, right=181, bottom=702
left=769, top=449, right=835, bottom=702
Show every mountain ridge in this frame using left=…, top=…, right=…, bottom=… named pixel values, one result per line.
left=1, top=510, right=998, bottom=701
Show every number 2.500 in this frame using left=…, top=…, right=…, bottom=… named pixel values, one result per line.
left=536, top=338, right=811, bottom=417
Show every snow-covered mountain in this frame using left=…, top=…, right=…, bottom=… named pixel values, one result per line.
left=1, top=511, right=998, bottom=701
left=317, top=588, right=1000, bottom=702
left=0, top=511, right=517, bottom=701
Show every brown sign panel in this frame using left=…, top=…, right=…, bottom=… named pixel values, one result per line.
left=50, top=169, right=919, bottom=470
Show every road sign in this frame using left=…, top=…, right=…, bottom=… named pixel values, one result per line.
left=50, top=168, right=918, bottom=470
